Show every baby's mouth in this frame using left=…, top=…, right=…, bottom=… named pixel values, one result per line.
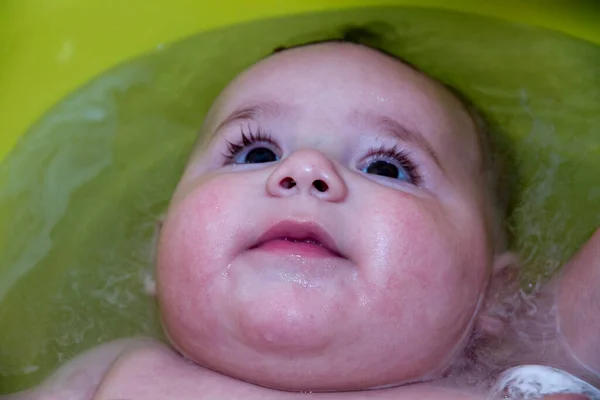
left=250, top=221, right=345, bottom=259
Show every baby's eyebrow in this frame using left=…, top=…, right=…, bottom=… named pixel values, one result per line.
left=354, top=111, right=442, bottom=170
left=213, top=102, right=285, bottom=135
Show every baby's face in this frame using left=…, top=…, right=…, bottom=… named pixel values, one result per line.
left=157, top=43, right=493, bottom=391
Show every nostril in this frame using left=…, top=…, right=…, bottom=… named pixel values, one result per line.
left=313, top=180, right=328, bottom=192
left=280, top=177, right=297, bottom=189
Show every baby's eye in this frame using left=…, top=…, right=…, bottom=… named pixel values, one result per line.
left=241, top=147, right=278, bottom=164
left=360, top=146, right=421, bottom=185
left=224, top=126, right=281, bottom=165
left=363, top=160, right=410, bottom=181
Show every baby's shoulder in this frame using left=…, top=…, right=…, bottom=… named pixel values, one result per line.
left=95, top=342, right=240, bottom=400
left=96, top=345, right=483, bottom=400
left=97, top=354, right=600, bottom=400
left=3, top=338, right=158, bottom=400
left=94, top=339, right=184, bottom=399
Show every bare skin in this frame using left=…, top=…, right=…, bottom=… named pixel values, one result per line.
left=2, top=43, right=598, bottom=400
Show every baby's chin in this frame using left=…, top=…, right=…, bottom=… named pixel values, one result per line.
left=226, top=273, right=356, bottom=355
left=159, top=270, right=467, bottom=391
left=220, top=249, right=360, bottom=350
left=161, top=251, right=365, bottom=357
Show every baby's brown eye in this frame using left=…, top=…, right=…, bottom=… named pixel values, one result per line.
left=244, top=147, right=278, bottom=164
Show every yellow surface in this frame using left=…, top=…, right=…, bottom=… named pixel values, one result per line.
left=1, top=0, right=599, bottom=161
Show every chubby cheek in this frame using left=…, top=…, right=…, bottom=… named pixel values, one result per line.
left=156, top=175, right=249, bottom=350
left=357, top=193, right=490, bottom=359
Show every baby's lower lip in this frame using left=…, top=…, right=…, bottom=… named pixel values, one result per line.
left=252, top=239, right=341, bottom=259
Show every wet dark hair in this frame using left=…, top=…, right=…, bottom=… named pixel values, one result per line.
left=272, top=26, right=510, bottom=251
left=273, top=26, right=423, bottom=73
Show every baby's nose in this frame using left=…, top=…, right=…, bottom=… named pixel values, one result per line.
left=266, top=149, right=347, bottom=202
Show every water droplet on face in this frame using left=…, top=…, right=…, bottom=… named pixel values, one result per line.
left=221, top=263, right=233, bottom=279
left=263, top=332, right=275, bottom=342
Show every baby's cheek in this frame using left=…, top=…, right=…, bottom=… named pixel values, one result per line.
left=157, top=217, right=220, bottom=344
left=157, top=178, right=247, bottom=347
left=162, top=176, right=245, bottom=268
left=360, top=195, right=488, bottom=342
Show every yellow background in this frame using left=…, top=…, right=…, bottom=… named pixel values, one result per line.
left=1, top=0, right=599, bottom=160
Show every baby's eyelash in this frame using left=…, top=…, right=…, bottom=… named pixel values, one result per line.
left=364, top=145, right=423, bottom=185
left=222, top=129, right=422, bottom=185
left=223, top=125, right=277, bottom=163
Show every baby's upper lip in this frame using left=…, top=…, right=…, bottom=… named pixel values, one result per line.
left=251, top=220, right=346, bottom=259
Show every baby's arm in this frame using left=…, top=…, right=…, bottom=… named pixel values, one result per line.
left=1, top=338, right=157, bottom=400
left=553, top=228, right=600, bottom=380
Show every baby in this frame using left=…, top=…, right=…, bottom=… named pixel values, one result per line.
left=3, top=39, right=600, bottom=400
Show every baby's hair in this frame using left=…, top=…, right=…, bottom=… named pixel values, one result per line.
left=273, top=26, right=423, bottom=73
left=272, top=26, right=509, bottom=252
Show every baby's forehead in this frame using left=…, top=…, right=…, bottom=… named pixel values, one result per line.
left=202, top=42, right=482, bottom=166
left=213, top=44, right=451, bottom=119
